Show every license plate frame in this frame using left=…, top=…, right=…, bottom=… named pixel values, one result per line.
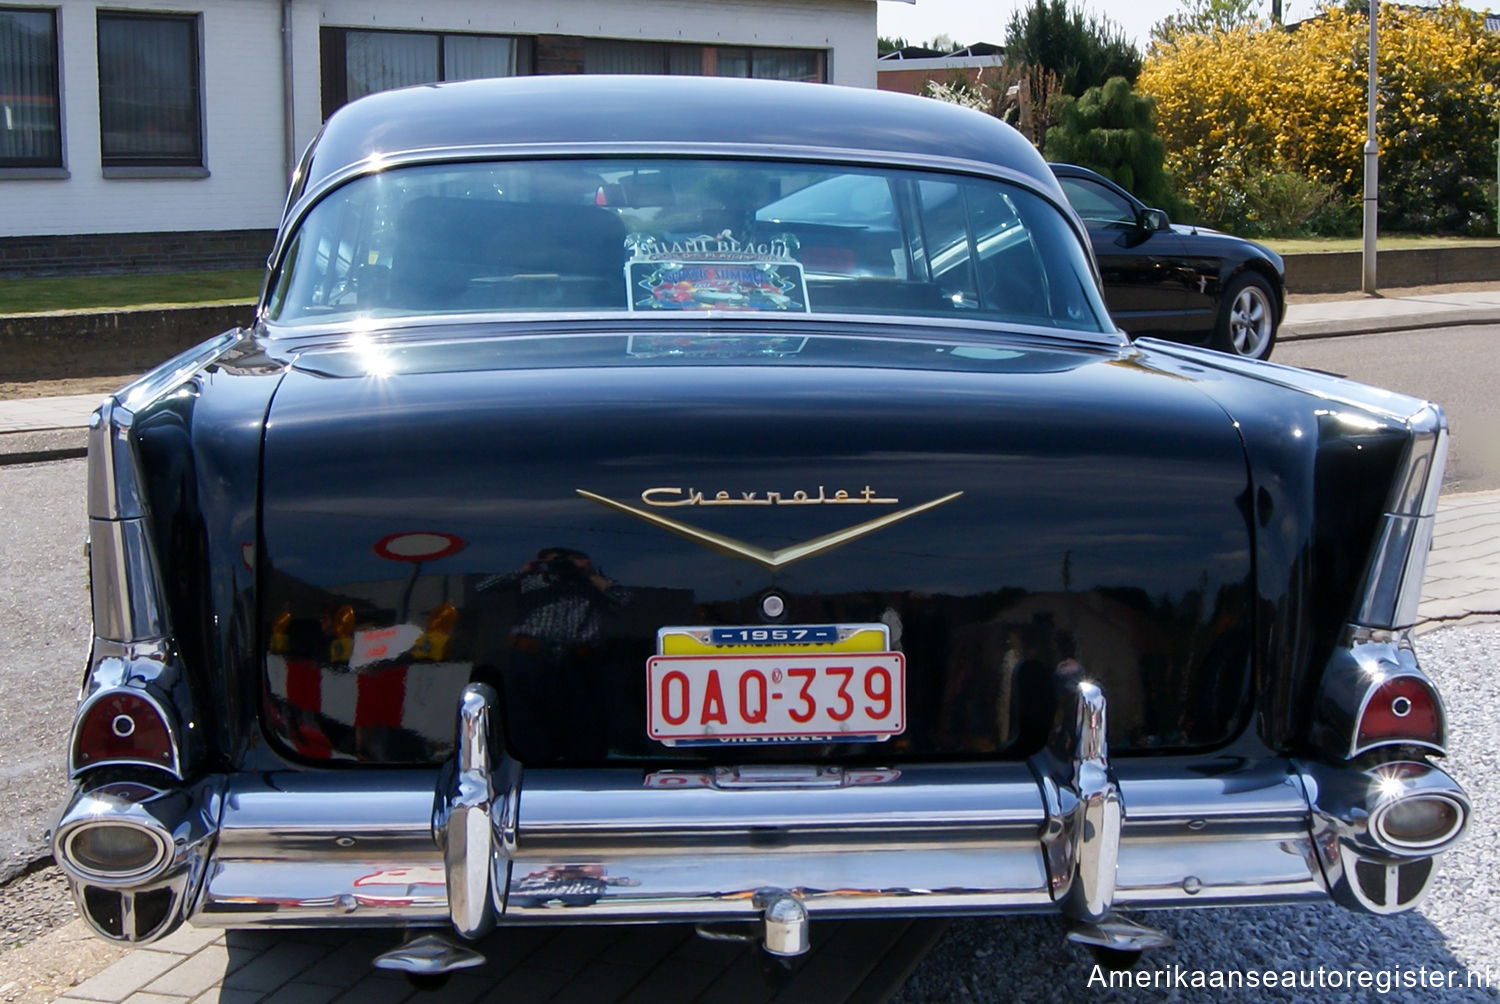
left=648, top=623, right=905, bottom=746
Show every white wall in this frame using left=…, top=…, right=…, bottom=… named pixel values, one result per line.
left=294, top=0, right=878, bottom=152
left=1, top=0, right=289, bottom=237
left=2, top=0, right=877, bottom=239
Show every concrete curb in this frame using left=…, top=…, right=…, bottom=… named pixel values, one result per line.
left=1280, top=307, right=1500, bottom=341
left=0, top=429, right=87, bottom=467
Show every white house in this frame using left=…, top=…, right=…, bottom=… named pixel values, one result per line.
left=0, top=0, right=880, bottom=274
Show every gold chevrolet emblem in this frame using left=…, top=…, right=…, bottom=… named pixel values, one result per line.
left=576, top=488, right=963, bottom=570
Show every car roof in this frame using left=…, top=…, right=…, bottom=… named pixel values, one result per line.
left=301, top=75, right=1058, bottom=194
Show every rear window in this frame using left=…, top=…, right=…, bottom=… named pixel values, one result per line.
left=265, top=158, right=1109, bottom=333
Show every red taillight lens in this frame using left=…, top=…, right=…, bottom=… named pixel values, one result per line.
left=1356, top=677, right=1442, bottom=751
left=73, top=691, right=175, bottom=772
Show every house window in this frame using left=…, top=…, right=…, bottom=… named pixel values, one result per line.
left=321, top=28, right=532, bottom=118
left=0, top=6, right=62, bottom=168
left=96, top=12, right=203, bottom=167
left=715, top=47, right=825, bottom=82
left=581, top=40, right=825, bottom=82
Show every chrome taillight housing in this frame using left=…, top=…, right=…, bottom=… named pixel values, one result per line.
left=1312, top=634, right=1447, bottom=760
left=71, top=685, right=179, bottom=776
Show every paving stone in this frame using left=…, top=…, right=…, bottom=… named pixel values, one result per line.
left=694, top=949, right=778, bottom=1004
left=121, top=994, right=192, bottom=1004
left=292, top=939, right=388, bottom=986
left=620, top=960, right=726, bottom=1003
left=598, top=924, right=693, bottom=965
left=140, top=945, right=235, bottom=998
left=150, top=925, right=229, bottom=956
left=476, top=965, right=571, bottom=1002
left=524, top=926, right=622, bottom=971
left=186, top=991, right=260, bottom=1004
left=770, top=940, right=874, bottom=1004
left=68, top=949, right=186, bottom=1002
left=549, top=961, right=649, bottom=1003
left=329, top=972, right=414, bottom=1004
left=256, top=981, right=342, bottom=1003
left=222, top=941, right=333, bottom=993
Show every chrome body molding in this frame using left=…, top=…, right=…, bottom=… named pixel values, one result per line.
left=1298, top=759, right=1470, bottom=915
left=1312, top=630, right=1447, bottom=760
left=1029, top=679, right=1121, bottom=923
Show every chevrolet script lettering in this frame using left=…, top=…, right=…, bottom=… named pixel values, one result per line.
left=576, top=488, right=963, bottom=570
left=641, top=485, right=899, bottom=507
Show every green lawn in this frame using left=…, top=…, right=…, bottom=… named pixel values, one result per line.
left=0, top=268, right=263, bottom=315
left=1264, top=235, right=1500, bottom=254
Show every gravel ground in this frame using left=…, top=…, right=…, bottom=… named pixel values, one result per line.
left=0, top=865, right=75, bottom=953
left=893, top=622, right=1500, bottom=1002
left=0, top=459, right=86, bottom=882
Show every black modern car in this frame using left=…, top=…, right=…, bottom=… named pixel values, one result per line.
left=54, top=77, right=1465, bottom=981
left=1051, top=163, right=1285, bottom=359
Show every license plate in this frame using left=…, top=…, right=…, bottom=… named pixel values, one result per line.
left=648, top=624, right=904, bottom=746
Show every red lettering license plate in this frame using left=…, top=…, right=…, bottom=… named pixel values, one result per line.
left=646, top=653, right=905, bottom=745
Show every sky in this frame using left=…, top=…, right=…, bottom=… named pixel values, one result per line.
left=874, top=0, right=1493, bottom=51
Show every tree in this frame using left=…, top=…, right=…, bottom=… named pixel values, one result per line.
left=925, top=63, right=1063, bottom=147
left=877, top=36, right=908, bottom=56
left=1045, top=77, right=1174, bottom=208
left=1004, top=0, right=1141, bottom=97
left=1151, top=0, right=1263, bottom=46
left=1139, top=1, right=1500, bottom=235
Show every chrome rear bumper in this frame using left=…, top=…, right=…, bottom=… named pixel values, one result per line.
left=192, top=758, right=1325, bottom=930
left=54, top=682, right=1467, bottom=944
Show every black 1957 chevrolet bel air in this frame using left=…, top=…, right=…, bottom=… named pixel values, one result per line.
left=54, top=75, right=1467, bottom=980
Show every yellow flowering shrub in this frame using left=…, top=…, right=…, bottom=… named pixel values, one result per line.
left=1140, top=2, right=1500, bottom=234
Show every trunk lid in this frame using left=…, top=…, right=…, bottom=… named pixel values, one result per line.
left=259, top=326, right=1254, bottom=765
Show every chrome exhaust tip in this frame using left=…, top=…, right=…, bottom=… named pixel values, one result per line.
left=1366, top=763, right=1470, bottom=854
left=755, top=888, right=809, bottom=957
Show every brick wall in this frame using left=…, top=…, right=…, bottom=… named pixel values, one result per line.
left=0, top=230, right=277, bottom=279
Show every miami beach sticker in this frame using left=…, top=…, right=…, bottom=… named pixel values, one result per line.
left=624, top=232, right=810, bottom=313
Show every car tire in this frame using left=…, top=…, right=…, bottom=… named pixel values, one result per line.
left=1213, top=273, right=1278, bottom=360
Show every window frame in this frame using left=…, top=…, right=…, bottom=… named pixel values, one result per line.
left=95, top=9, right=206, bottom=174
left=0, top=5, right=65, bottom=172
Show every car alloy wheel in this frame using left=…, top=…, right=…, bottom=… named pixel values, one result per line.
left=1214, top=273, right=1277, bottom=360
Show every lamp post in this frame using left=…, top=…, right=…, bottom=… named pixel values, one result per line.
left=1362, top=1, right=1379, bottom=294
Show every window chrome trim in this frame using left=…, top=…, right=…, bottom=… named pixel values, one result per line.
left=263, top=141, right=1089, bottom=293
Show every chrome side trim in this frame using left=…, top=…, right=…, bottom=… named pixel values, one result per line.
left=1312, top=633, right=1447, bottom=760
left=88, top=519, right=170, bottom=646
left=1353, top=404, right=1448, bottom=630
left=1030, top=679, right=1121, bottom=923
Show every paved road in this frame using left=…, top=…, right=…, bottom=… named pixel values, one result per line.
left=1275, top=324, right=1500, bottom=493
left=0, top=458, right=85, bottom=880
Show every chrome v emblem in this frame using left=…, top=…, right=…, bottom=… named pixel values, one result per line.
left=576, top=489, right=963, bottom=570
